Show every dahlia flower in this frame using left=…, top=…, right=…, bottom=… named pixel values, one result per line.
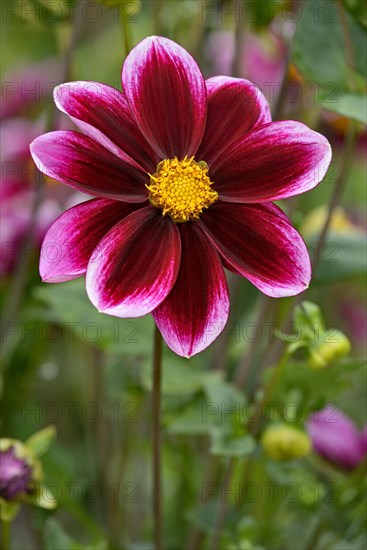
left=30, top=36, right=331, bottom=357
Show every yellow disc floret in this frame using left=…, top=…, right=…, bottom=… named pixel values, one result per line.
left=146, top=156, right=218, bottom=222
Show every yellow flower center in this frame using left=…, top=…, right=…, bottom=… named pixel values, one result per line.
left=146, top=156, right=218, bottom=222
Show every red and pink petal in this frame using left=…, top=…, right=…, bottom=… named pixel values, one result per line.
left=200, top=202, right=311, bottom=298
left=30, top=131, right=148, bottom=202
left=212, top=121, right=332, bottom=202
left=40, top=199, right=139, bottom=282
left=86, top=207, right=181, bottom=317
left=122, top=36, right=207, bottom=160
left=153, top=223, right=229, bottom=357
left=54, top=81, right=159, bottom=172
left=197, top=76, right=271, bottom=167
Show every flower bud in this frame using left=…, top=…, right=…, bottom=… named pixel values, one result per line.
left=0, top=445, right=33, bottom=501
left=261, top=424, right=312, bottom=461
left=307, top=406, right=366, bottom=470
left=308, top=330, right=351, bottom=370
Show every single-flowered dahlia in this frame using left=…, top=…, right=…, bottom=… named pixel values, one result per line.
left=30, top=36, right=331, bottom=357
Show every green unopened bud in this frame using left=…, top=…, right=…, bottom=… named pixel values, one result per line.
left=261, top=424, right=312, bottom=461
left=308, top=330, right=351, bottom=370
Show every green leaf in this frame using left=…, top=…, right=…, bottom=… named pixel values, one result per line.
left=44, top=519, right=73, bottom=550
left=292, top=0, right=367, bottom=91
left=1, top=15, right=58, bottom=73
left=204, top=375, right=247, bottom=407
left=28, top=483, right=57, bottom=510
left=321, top=93, right=367, bottom=124
left=210, top=427, right=256, bottom=458
left=29, top=279, right=154, bottom=355
left=310, top=231, right=367, bottom=284
left=141, top=357, right=206, bottom=395
left=265, top=358, right=365, bottom=415
left=293, top=302, right=326, bottom=345
left=186, top=501, right=221, bottom=534
left=166, top=399, right=211, bottom=435
left=25, top=425, right=56, bottom=457
left=44, top=518, right=108, bottom=550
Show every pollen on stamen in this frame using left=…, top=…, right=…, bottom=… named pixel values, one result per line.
left=146, top=156, right=218, bottom=223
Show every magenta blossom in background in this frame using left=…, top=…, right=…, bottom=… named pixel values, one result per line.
left=205, top=30, right=286, bottom=103
left=1, top=58, right=63, bottom=120
left=0, top=118, right=61, bottom=275
left=30, top=36, right=331, bottom=357
left=0, top=447, right=33, bottom=500
left=307, top=406, right=367, bottom=470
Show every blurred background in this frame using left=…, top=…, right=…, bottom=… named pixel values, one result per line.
left=1, top=1, right=366, bottom=549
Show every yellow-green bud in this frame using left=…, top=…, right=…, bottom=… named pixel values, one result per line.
left=308, top=330, right=351, bottom=370
left=261, top=425, right=312, bottom=461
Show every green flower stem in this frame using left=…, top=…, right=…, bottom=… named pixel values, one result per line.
left=312, top=122, right=358, bottom=269
left=152, top=325, right=163, bottom=550
left=120, top=4, right=132, bottom=56
left=234, top=295, right=274, bottom=388
left=249, top=348, right=291, bottom=434
left=209, top=458, right=237, bottom=550
left=1, top=520, right=10, bottom=550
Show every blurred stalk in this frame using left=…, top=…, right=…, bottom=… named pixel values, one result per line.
left=233, top=295, right=274, bottom=388
left=231, top=0, right=249, bottom=78
left=120, top=1, right=133, bottom=55
left=90, top=348, right=114, bottom=542
left=184, top=457, right=221, bottom=550
left=1, top=520, right=10, bottom=550
left=248, top=347, right=291, bottom=435
left=208, top=458, right=237, bottom=550
left=272, top=63, right=289, bottom=121
left=312, top=122, right=358, bottom=268
left=153, top=0, right=164, bottom=35
left=152, top=325, right=163, bottom=550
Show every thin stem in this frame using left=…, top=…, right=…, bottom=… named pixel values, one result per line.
left=152, top=325, right=163, bottom=550
left=336, top=0, right=357, bottom=90
left=234, top=295, right=273, bottom=389
left=1, top=520, right=10, bottom=550
left=249, top=348, right=290, bottom=435
left=312, top=122, right=358, bottom=268
left=232, top=14, right=244, bottom=78
left=209, top=458, right=237, bottom=550
left=272, top=61, right=290, bottom=121
left=120, top=4, right=132, bottom=56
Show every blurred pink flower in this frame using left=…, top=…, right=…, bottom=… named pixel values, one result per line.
left=240, top=32, right=286, bottom=99
left=205, top=30, right=286, bottom=102
left=307, top=406, right=367, bottom=470
left=205, top=30, right=235, bottom=75
left=0, top=446, right=33, bottom=501
left=1, top=55, right=79, bottom=275
left=1, top=58, right=62, bottom=120
left=0, top=117, right=62, bottom=275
